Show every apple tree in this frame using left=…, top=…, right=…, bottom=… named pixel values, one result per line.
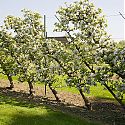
left=95, top=42, right=125, bottom=108
left=0, top=27, right=18, bottom=89
left=3, top=9, right=44, bottom=95
left=54, top=0, right=112, bottom=109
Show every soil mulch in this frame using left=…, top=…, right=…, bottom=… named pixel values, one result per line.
left=0, top=79, right=125, bottom=125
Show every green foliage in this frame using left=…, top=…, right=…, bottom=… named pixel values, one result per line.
left=95, top=42, right=125, bottom=100
left=0, top=28, right=18, bottom=77
left=3, top=9, right=44, bottom=84
left=116, top=40, right=125, bottom=48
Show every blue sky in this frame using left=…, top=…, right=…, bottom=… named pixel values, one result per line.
left=0, top=0, right=124, bottom=40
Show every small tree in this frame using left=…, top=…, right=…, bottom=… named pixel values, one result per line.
left=54, top=0, right=109, bottom=110
left=3, top=9, right=44, bottom=95
left=37, top=39, right=67, bottom=101
left=35, top=54, right=61, bottom=101
left=0, top=28, right=18, bottom=89
left=42, top=38, right=94, bottom=109
left=95, top=42, right=125, bottom=108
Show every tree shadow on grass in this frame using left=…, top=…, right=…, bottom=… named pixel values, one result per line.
left=7, top=110, right=97, bottom=125
left=0, top=87, right=125, bottom=125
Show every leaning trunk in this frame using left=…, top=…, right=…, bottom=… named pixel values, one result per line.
left=79, top=88, right=92, bottom=110
left=28, top=81, right=34, bottom=95
left=7, top=74, right=14, bottom=89
left=103, top=83, right=125, bottom=109
left=48, top=83, right=60, bottom=102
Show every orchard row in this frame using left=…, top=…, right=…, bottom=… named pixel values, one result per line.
left=0, top=0, right=125, bottom=110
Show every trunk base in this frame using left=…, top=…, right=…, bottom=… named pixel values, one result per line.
left=6, top=74, right=14, bottom=90
left=49, top=84, right=60, bottom=102
left=28, top=81, right=34, bottom=96
left=6, top=83, right=14, bottom=90
left=79, top=89, right=92, bottom=110
left=6, top=86, right=14, bottom=90
left=85, top=103, right=92, bottom=110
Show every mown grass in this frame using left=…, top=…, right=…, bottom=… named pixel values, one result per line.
left=0, top=74, right=8, bottom=80
left=0, top=74, right=17, bottom=81
left=0, top=94, right=100, bottom=125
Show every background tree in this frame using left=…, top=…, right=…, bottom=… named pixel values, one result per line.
left=3, top=9, right=44, bottom=95
left=95, top=42, right=125, bottom=108
left=0, top=27, right=18, bottom=89
left=39, top=39, right=67, bottom=101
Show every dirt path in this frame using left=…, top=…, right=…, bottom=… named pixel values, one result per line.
left=0, top=79, right=125, bottom=125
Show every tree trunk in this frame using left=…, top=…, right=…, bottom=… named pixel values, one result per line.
left=79, top=88, right=92, bottom=110
left=28, top=81, right=34, bottom=95
left=48, top=83, right=60, bottom=102
left=103, top=83, right=125, bottom=109
left=6, top=74, right=14, bottom=89
left=83, top=61, right=125, bottom=109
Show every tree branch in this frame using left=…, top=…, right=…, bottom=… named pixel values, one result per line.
left=119, top=12, right=125, bottom=19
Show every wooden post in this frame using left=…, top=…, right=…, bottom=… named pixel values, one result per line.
left=44, top=15, right=46, bottom=38
left=44, top=15, right=47, bottom=96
